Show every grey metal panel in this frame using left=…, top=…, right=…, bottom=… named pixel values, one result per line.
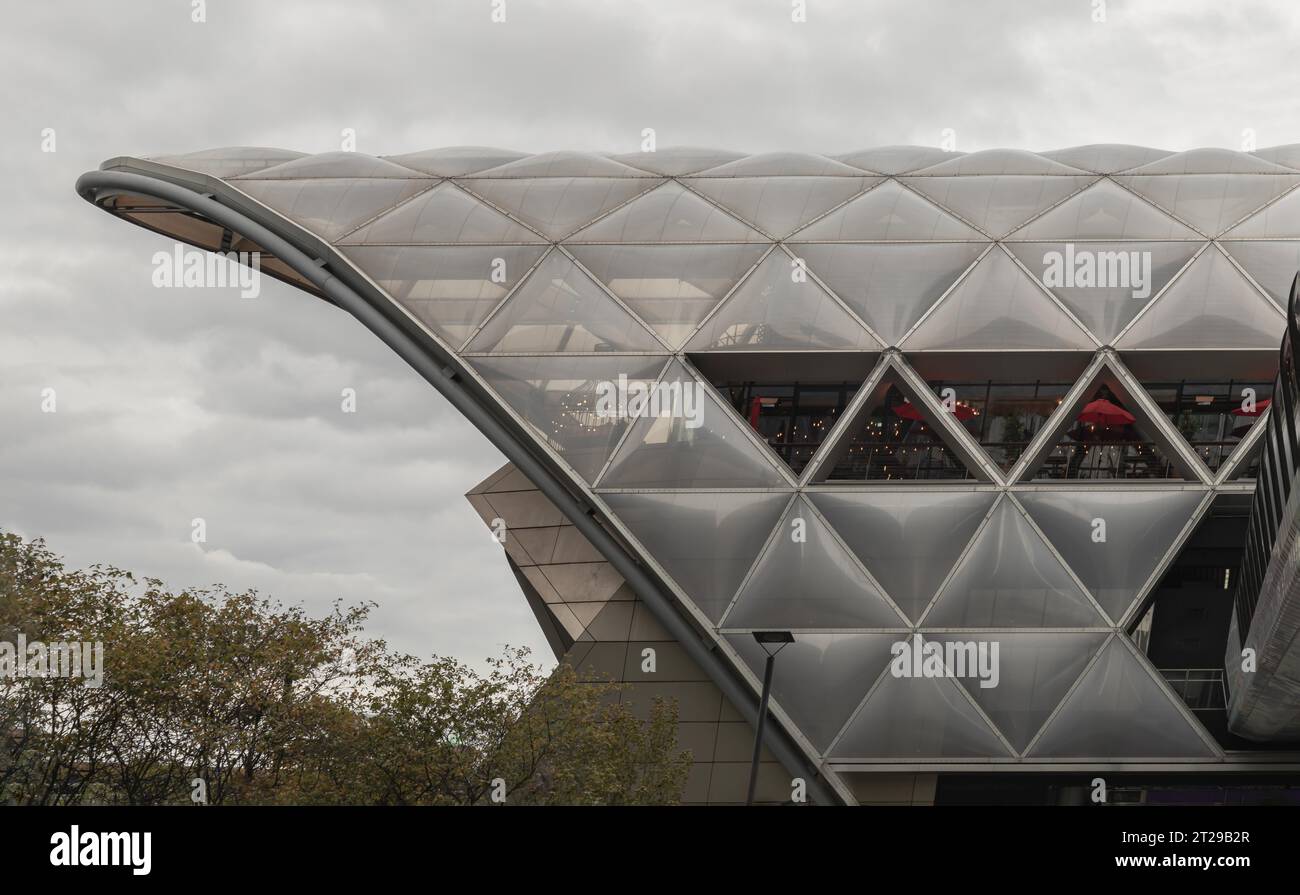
left=900, top=175, right=1096, bottom=238
left=790, top=179, right=984, bottom=241
left=235, top=177, right=437, bottom=243
left=931, top=631, right=1108, bottom=753
left=1008, top=179, right=1198, bottom=239
left=722, top=495, right=906, bottom=629
left=809, top=489, right=997, bottom=622
left=684, top=176, right=878, bottom=239
left=1015, top=488, right=1205, bottom=623
left=1028, top=637, right=1218, bottom=758
left=1004, top=241, right=1201, bottom=344
left=570, top=243, right=767, bottom=348
left=1117, top=245, right=1285, bottom=350
left=339, top=244, right=547, bottom=345
left=458, top=177, right=663, bottom=240
left=568, top=181, right=768, bottom=243
left=685, top=249, right=878, bottom=351
left=466, top=250, right=664, bottom=353
left=831, top=671, right=1013, bottom=759
left=601, top=491, right=790, bottom=622
left=338, top=181, right=544, bottom=245
left=727, top=632, right=899, bottom=754
left=922, top=498, right=1105, bottom=628
left=903, top=247, right=1096, bottom=351
left=796, top=242, right=986, bottom=345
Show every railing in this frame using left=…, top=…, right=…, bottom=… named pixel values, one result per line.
left=1234, top=273, right=1300, bottom=635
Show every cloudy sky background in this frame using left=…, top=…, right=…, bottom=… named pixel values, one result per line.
left=3, top=0, right=1300, bottom=666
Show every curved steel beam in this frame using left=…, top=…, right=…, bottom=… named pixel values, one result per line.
left=75, top=167, right=846, bottom=805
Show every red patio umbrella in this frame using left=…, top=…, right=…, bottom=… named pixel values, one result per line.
left=1230, top=398, right=1270, bottom=417
left=1076, top=398, right=1135, bottom=427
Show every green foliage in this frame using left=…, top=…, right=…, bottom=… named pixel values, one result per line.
left=0, top=532, right=690, bottom=805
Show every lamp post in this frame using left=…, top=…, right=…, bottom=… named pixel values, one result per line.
left=746, top=630, right=794, bottom=806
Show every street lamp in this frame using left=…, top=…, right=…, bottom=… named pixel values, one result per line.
left=746, top=630, right=794, bottom=806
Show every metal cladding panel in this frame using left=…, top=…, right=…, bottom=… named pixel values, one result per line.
left=87, top=143, right=1300, bottom=778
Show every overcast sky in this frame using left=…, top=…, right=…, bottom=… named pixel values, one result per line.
left=3, top=0, right=1299, bottom=667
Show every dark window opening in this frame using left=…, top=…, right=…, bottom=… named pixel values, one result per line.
left=1143, top=379, right=1274, bottom=474
left=1034, top=385, right=1181, bottom=480
left=826, top=384, right=973, bottom=481
left=926, top=379, right=1072, bottom=472
left=718, top=380, right=859, bottom=475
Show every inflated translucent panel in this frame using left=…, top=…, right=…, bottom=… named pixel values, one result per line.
left=382, top=146, right=528, bottom=177
left=1251, top=144, right=1300, bottom=171
left=1008, top=179, right=1198, bottom=240
left=797, top=243, right=986, bottom=345
left=911, top=149, right=1087, bottom=176
left=608, top=147, right=745, bottom=176
left=1015, top=489, right=1204, bottom=623
left=1117, top=246, right=1285, bottom=350
left=900, top=175, right=1096, bottom=238
left=835, top=146, right=962, bottom=175
left=1028, top=637, right=1215, bottom=757
left=1004, top=241, right=1202, bottom=344
left=233, top=151, right=426, bottom=180
left=459, top=177, right=663, bottom=240
left=338, top=182, right=544, bottom=245
left=932, top=632, right=1108, bottom=753
left=465, top=250, right=662, bottom=353
left=468, top=355, right=667, bottom=483
left=569, top=244, right=766, bottom=348
left=340, top=244, right=547, bottom=345
left=568, top=182, right=768, bottom=243
left=686, top=250, right=877, bottom=351
left=601, top=492, right=790, bottom=622
left=726, top=632, right=898, bottom=753
left=693, top=152, right=866, bottom=177
left=1219, top=240, right=1300, bottom=309
left=150, top=146, right=307, bottom=179
left=1039, top=144, right=1173, bottom=174
left=902, top=248, right=1095, bottom=351
left=789, top=180, right=984, bottom=241
left=597, top=363, right=791, bottom=488
left=830, top=672, right=1011, bottom=758
left=1222, top=186, right=1300, bottom=238
left=233, top=178, right=436, bottom=242
left=723, top=496, right=905, bottom=629
left=810, top=490, right=997, bottom=622
left=1114, top=173, right=1300, bottom=236
left=1124, top=147, right=1294, bottom=175
left=685, top=176, right=878, bottom=239
left=923, top=499, right=1104, bottom=628
left=468, top=151, right=649, bottom=178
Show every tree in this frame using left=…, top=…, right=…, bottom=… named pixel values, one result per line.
left=0, top=532, right=690, bottom=805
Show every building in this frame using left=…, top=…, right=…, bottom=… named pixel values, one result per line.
left=77, top=144, right=1300, bottom=804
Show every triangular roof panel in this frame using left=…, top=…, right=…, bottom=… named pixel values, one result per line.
left=568, top=181, right=769, bottom=243
left=902, top=248, right=1095, bottom=351
left=338, top=181, right=544, bottom=245
left=459, top=177, right=663, bottom=240
left=789, top=180, right=985, bottom=241
left=234, top=177, right=438, bottom=243
left=922, top=498, right=1105, bottom=628
left=686, top=250, right=879, bottom=351
left=1008, top=179, right=1199, bottom=240
left=685, top=176, right=879, bottom=239
left=723, top=496, right=905, bottom=629
left=900, top=175, right=1097, bottom=238
left=1114, top=172, right=1300, bottom=236
left=466, top=250, right=663, bottom=352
